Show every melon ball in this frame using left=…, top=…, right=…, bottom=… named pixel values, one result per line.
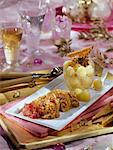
left=82, top=76, right=93, bottom=89
left=66, top=66, right=75, bottom=77
left=73, top=64, right=81, bottom=72
left=74, top=88, right=82, bottom=95
left=92, top=78, right=103, bottom=91
left=86, top=65, right=95, bottom=77
left=69, top=77, right=82, bottom=90
left=76, top=66, right=86, bottom=79
left=63, top=60, right=72, bottom=71
left=76, top=89, right=91, bottom=102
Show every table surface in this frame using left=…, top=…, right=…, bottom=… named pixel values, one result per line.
left=0, top=1, right=113, bottom=150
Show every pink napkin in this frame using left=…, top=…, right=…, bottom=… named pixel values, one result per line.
left=73, top=87, right=113, bottom=124
left=72, top=21, right=113, bottom=32
left=0, top=135, right=10, bottom=150
left=0, top=87, right=113, bottom=137
left=0, top=99, right=53, bottom=137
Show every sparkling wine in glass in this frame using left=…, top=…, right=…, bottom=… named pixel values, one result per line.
left=1, top=23, right=23, bottom=71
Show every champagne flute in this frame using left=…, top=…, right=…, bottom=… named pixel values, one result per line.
left=1, top=21, right=23, bottom=71
left=19, top=0, right=48, bottom=65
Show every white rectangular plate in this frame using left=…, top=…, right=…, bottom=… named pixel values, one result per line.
left=6, top=75, right=113, bottom=131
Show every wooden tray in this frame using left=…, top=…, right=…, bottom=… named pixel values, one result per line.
left=0, top=71, right=113, bottom=149
left=0, top=115, right=113, bottom=150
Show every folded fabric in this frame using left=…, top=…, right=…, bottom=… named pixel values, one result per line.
left=61, top=87, right=113, bottom=129
left=0, top=135, right=10, bottom=150
left=82, top=87, right=113, bottom=116
left=72, top=23, right=90, bottom=32
left=0, top=99, right=53, bottom=137
left=72, top=21, right=113, bottom=32
left=72, top=87, right=113, bottom=124
left=0, top=87, right=113, bottom=137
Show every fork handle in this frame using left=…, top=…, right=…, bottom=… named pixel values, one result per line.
left=0, top=72, right=32, bottom=80
left=0, top=76, right=33, bottom=89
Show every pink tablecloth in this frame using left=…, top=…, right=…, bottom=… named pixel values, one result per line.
left=43, top=134, right=113, bottom=150
left=0, top=1, right=113, bottom=150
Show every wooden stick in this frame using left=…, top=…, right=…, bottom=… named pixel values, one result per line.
left=0, top=69, right=50, bottom=80
left=0, top=81, right=49, bottom=93
left=0, top=84, right=29, bottom=93
left=0, top=76, right=33, bottom=88
left=0, top=72, right=32, bottom=80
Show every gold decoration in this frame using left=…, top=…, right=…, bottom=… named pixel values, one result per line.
left=26, top=62, right=32, bottom=68
left=64, top=0, right=92, bottom=23
left=28, top=80, right=36, bottom=88
left=13, top=91, right=20, bottom=98
left=78, top=19, right=113, bottom=40
left=76, top=0, right=92, bottom=23
left=79, top=0, right=92, bottom=7
left=90, top=48, right=113, bottom=68
left=54, top=38, right=72, bottom=57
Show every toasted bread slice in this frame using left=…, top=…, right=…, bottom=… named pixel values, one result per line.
left=67, top=46, right=93, bottom=58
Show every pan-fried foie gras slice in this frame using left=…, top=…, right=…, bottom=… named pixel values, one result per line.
left=52, top=89, right=79, bottom=112
left=67, top=91, right=79, bottom=107
left=52, top=89, right=71, bottom=112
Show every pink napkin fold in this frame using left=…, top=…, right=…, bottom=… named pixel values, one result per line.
left=0, top=87, right=113, bottom=137
left=72, top=21, right=113, bottom=32
left=65, top=87, right=113, bottom=126
left=0, top=99, right=53, bottom=137
left=0, top=135, right=10, bottom=150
